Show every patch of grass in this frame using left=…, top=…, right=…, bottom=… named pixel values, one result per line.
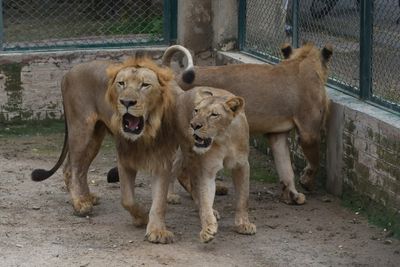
left=0, top=120, right=65, bottom=138
left=249, top=157, right=278, bottom=183
left=342, top=187, right=400, bottom=239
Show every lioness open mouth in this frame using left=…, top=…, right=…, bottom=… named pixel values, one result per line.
left=193, top=134, right=212, bottom=148
left=122, top=113, right=144, bottom=134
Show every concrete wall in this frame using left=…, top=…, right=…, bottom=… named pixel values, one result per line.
left=217, top=51, right=400, bottom=214
left=0, top=48, right=165, bottom=122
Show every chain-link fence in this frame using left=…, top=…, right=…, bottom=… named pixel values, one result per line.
left=239, top=0, right=400, bottom=113
left=0, top=0, right=177, bottom=51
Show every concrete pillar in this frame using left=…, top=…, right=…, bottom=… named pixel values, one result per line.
left=177, top=0, right=212, bottom=53
left=212, top=0, right=238, bottom=51
left=326, top=102, right=345, bottom=196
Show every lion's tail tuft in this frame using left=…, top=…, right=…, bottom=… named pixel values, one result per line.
left=182, top=66, right=195, bottom=84
left=31, top=169, right=55, bottom=181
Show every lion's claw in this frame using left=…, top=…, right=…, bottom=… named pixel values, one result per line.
left=145, top=229, right=174, bottom=244
left=235, top=223, right=257, bottom=235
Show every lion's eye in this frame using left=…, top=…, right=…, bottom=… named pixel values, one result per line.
left=194, top=109, right=198, bottom=113
left=142, top=82, right=151, bottom=88
left=211, top=113, right=219, bottom=117
left=117, top=81, right=125, bottom=87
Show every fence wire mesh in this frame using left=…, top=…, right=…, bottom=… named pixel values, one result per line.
left=372, top=1, right=400, bottom=105
left=241, top=0, right=400, bottom=113
left=1, top=0, right=166, bottom=51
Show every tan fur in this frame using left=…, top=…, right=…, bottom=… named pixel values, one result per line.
left=165, top=43, right=333, bottom=204
left=174, top=87, right=256, bottom=242
left=38, top=57, right=183, bottom=244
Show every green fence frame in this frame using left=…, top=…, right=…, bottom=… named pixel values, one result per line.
left=238, top=0, right=400, bottom=114
left=0, top=0, right=177, bottom=52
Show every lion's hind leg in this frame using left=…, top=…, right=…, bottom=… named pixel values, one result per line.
left=231, top=162, right=256, bottom=235
left=167, top=180, right=181, bottom=205
left=295, top=117, right=323, bottom=192
left=67, top=121, right=107, bottom=216
left=267, top=132, right=306, bottom=205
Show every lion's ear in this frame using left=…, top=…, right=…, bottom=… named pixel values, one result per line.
left=321, top=45, right=333, bottom=63
left=281, top=43, right=293, bottom=59
left=225, top=96, right=245, bottom=115
left=194, top=89, right=213, bottom=104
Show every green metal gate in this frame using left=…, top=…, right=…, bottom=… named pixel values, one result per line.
left=0, top=0, right=177, bottom=51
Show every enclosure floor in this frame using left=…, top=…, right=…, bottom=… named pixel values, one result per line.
left=1, top=133, right=399, bottom=267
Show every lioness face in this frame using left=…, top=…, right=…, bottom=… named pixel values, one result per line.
left=190, top=94, right=244, bottom=154
left=113, top=67, right=163, bottom=141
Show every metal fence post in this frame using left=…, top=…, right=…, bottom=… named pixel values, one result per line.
left=163, top=0, right=177, bottom=44
left=359, top=0, right=373, bottom=100
left=0, top=0, right=3, bottom=50
left=291, top=0, right=299, bottom=48
left=238, top=0, right=246, bottom=50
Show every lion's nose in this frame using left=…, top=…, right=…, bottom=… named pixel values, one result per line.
left=120, top=99, right=137, bottom=108
left=191, top=123, right=202, bottom=130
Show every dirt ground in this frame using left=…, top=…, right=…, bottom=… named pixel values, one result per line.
left=1, top=130, right=400, bottom=267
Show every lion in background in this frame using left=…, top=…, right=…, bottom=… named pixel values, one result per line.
left=163, top=43, right=332, bottom=205
left=31, top=57, right=187, bottom=243
left=174, top=87, right=256, bottom=242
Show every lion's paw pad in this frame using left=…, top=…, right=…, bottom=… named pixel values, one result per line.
left=146, top=229, right=174, bottom=244
left=235, top=223, right=256, bottom=235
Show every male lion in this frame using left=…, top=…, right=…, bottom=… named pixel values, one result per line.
left=31, top=57, right=186, bottom=243
left=162, top=43, right=333, bottom=205
left=174, top=87, right=256, bottom=243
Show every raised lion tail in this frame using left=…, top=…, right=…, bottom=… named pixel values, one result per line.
left=161, top=45, right=195, bottom=84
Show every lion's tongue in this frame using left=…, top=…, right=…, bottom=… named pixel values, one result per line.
left=125, top=116, right=140, bottom=130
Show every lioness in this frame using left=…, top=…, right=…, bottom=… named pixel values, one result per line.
left=174, top=87, right=256, bottom=243
left=163, top=43, right=332, bottom=204
left=31, top=57, right=186, bottom=243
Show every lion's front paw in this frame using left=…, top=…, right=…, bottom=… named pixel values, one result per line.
left=72, top=196, right=94, bottom=216
left=280, top=188, right=306, bottom=205
left=167, top=193, right=181, bottom=205
left=235, top=223, right=257, bottom=235
left=199, top=223, right=218, bottom=243
left=145, top=229, right=174, bottom=244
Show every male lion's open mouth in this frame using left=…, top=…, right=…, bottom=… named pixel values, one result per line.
left=122, top=113, right=144, bottom=134
left=193, top=134, right=212, bottom=148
